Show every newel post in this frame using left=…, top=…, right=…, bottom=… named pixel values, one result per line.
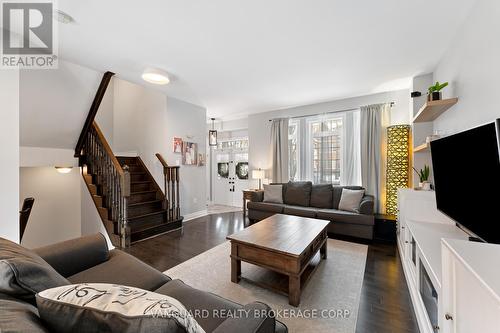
left=120, top=165, right=131, bottom=248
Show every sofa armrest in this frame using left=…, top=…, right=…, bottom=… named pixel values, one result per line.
left=33, top=234, right=109, bottom=278
left=212, top=302, right=276, bottom=333
left=359, top=195, right=374, bottom=215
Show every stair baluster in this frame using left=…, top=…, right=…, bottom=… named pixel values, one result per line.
left=175, top=167, right=180, bottom=219
left=80, top=121, right=131, bottom=247
left=155, top=153, right=181, bottom=222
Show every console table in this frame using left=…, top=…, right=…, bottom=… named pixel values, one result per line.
left=242, top=189, right=263, bottom=218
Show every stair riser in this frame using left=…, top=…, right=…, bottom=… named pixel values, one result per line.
left=129, top=213, right=165, bottom=230
left=129, top=192, right=157, bottom=204
left=131, top=183, right=151, bottom=192
left=127, top=165, right=144, bottom=173
left=117, top=157, right=138, bottom=166
left=131, top=173, right=148, bottom=182
left=98, top=207, right=109, bottom=220
left=128, top=202, right=163, bottom=217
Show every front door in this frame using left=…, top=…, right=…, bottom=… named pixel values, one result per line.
left=212, top=141, right=249, bottom=207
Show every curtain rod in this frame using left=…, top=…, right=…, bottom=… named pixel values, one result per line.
left=268, top=101, right=395, bottom=122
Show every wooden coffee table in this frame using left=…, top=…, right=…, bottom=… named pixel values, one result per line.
left=226, top=214, right=329, bottom=306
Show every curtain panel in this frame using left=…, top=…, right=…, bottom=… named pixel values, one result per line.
left=270, top=118, right=290, bottom=183
left=360, top=103, right=391, bottom=214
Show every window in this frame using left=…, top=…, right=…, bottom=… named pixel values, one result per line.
left=288, top=120, right=299, bottom=181
left=216, top=138, right=248, bottom=150
left=289, top=113, right=355, bottom=185
left=307, top=116, right=343, bottom=184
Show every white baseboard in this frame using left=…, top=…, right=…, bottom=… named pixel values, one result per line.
left=183, top=209, right=208, bottom=222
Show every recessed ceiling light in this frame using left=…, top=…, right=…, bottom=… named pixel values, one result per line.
left=54, top=9, right=74, bottom=24
left=142, top=67, right=170, bottom=85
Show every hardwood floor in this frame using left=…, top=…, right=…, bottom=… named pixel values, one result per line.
left=126, top=211, right=419, bottom=333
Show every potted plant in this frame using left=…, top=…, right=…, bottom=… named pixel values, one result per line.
left=413, top=165, right=431, bottom=190
left=428, top=81, right=449, bottom=101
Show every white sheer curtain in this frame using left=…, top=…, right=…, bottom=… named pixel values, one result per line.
left=270, top=118, right=289, bottom=182
left=360, top=103, right=391, bottom=214
left=342, top=110, right=362, bottom=186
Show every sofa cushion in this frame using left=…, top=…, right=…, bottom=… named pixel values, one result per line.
left=316, top=209, right=374, bottom=226
left=36, top=283, right=201, bottom=333
left=0, top=293, right=49, bottom=333
left=332, top=186, right=364, bottom=209
left=338, top=189, right=365, bottom=213
left=283, top=206, right=318, bottom=218
left=284, top=181, right=312, bottom=206
left=309, top=184, right=333, bottom=208
left=263, top=184, right=283, bottom=204
left=247, top=201, right=284, bottom=213
left=68, top=250, right=170, bottom=291
left=0, top=237, right=69, bottom=302
left=155, top=279, right=241, bottom=332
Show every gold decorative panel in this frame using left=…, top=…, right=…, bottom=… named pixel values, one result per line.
left=386, top=125, right=411, bottom=216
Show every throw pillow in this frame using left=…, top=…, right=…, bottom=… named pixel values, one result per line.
left=263, top=184, right=283, bottom=204
left=338, top=189, right=365, bottom=213
left=0, top=237, right=69, bottom=302
left=284, top=181, right=312, bottom=206
left=309, top=184, right=333, bottom=208
left=36, top=283, right=206, bottom=333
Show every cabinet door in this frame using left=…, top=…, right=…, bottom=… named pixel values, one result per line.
left=441, top=246, right=500, bottom=333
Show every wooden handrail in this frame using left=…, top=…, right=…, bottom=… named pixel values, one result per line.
left=75, top=71, right=115, bottom=158
left=155, top=153, right=169, bottom=169
left=92, top=121, right=124, bottom=176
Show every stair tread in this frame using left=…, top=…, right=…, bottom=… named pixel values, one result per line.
left=131, top=219, right=182, bottom=236
left=128, top=210, right=166, bottom=220
left=130, top=190, right=157, bottom=195
left=131, top=180, right=152, bottom=184
left=128, top=199, right=163, bottom=207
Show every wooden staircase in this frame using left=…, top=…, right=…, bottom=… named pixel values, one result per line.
left=76, top=71, right=183, bottom=247
left=117, top=156, right=182, bottom=242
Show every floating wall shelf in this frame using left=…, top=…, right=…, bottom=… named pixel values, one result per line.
left=414, top=142, right=430, bottom=153
left=413, top=97, right=459, bottom=123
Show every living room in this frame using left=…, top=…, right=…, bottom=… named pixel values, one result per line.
left=1, top=1, right=500, bottom=333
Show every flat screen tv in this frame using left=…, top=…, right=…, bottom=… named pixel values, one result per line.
left=430, top=119, right=500, bottom=243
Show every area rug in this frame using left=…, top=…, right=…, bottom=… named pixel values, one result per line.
left=165, top=239, right=367, bottom=333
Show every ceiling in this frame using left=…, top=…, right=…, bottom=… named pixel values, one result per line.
left=57, top=0, right=477, bottom=119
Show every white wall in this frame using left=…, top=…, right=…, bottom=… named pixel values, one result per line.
left=20, top=147, right=77, bottom=167
left=19, top=60, right=102, bottom=149
left=248, top=89, right=410, bottom=178
left=111, top=79, right=208, bottom=216
left=20, top=167, right=82, bottom=248
left=0, top=68, right=20, bottom=242
left=19, top=147, right=113, bottom=248
left=433, top=1, right=500, bottom=134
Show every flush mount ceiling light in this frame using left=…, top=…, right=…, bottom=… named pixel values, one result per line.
left=54, top=9, right=74, bottom=24
left=55, top=166, right=73, bottom=174
left=142, top=67, right=170, bottom=85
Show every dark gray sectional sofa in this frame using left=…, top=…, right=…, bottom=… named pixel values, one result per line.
left=0, top=234, right=287, bottom=333
left=247, top=182, right=375, bottom=240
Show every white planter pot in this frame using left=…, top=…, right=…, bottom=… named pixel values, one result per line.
left=422, top=181, right=432, bottom=191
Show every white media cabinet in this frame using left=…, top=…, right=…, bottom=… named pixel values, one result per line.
left=397, top=189, right=500, bottom=333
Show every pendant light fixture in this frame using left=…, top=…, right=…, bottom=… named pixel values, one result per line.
left=209, top=118, right=218, bottom=146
